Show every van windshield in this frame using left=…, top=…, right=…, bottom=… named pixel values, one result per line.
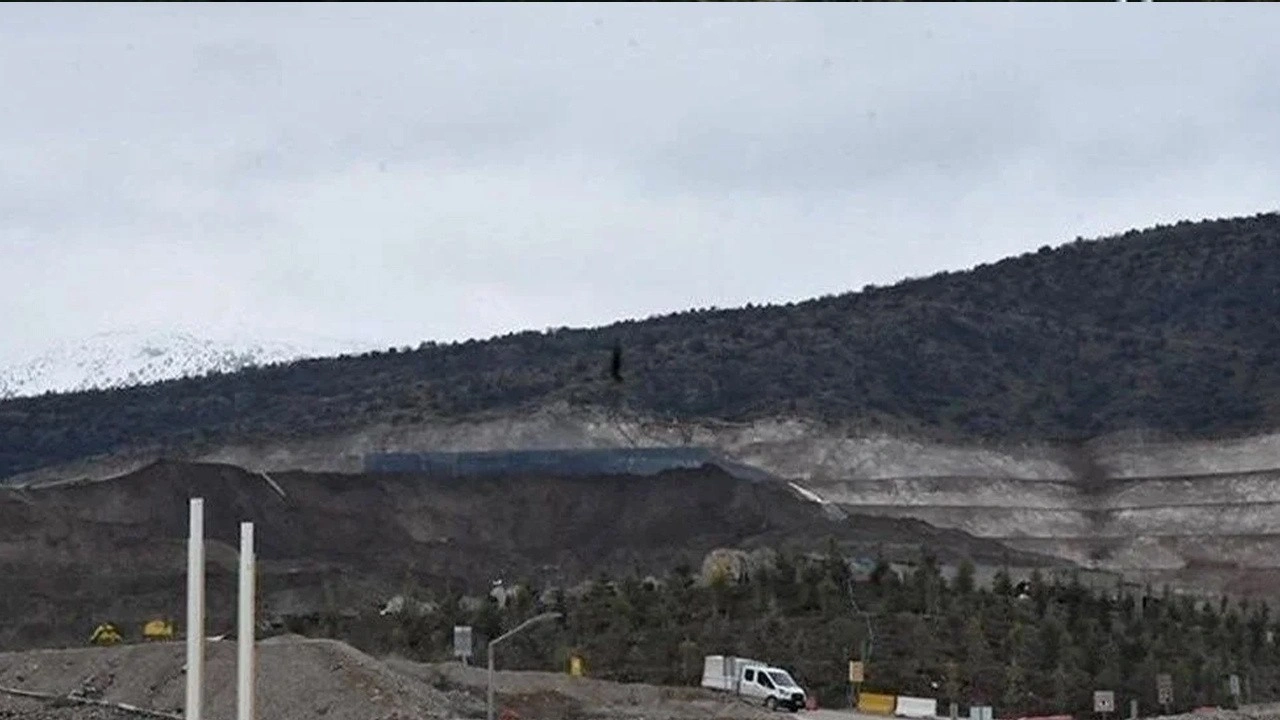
left=768, top=671, right=798, bottom=688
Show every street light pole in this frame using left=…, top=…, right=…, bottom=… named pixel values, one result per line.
left=486, top=612, right=562, bottom=720
left=845, top=578, right=875, bottom=661
left=846, top=577, right=875, bottom=710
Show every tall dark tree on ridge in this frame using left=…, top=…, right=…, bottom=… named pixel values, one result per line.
left=610, top=342, right=623, bottom=384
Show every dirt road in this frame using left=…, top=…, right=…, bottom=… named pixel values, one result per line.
left=392, top=659, right=779, bottom=719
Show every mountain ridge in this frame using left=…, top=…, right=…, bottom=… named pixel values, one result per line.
left=2, top=210, right=1279, bottom=479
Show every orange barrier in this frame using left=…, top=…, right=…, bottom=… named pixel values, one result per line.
left=858, top=692, right=897, bottom=715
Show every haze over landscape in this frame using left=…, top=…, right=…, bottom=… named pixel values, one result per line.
left=5, top=4, right=1280, bottom=720
left=4, top=3, right=1280, bottom=363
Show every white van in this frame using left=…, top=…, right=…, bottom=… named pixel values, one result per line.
left=701, top=655, right=808, bottom=712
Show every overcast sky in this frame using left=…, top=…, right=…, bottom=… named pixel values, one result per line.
left=2, top=3, right=1279, bottom=363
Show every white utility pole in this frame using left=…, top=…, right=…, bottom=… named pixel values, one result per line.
left=185, top=498, right=206, bottom=720
left=237, top=522, right=257, bottom=720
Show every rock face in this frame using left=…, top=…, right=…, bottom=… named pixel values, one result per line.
left=0, top=459, right=1053, bottom=651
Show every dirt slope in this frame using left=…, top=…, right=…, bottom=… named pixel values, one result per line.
left=0, top=460, right=1059, bottom=651
left=0, top=636, right=461, bottom=720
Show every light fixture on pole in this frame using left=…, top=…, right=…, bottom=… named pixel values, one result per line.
left=486, top=612, right=562, bottom=720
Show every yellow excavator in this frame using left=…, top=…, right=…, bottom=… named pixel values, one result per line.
left=143, top=619, right=174, bottom=641
left=89, top=623, right=122, bottom=645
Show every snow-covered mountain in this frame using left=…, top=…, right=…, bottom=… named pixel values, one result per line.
left=0, top=330, right=370, bottom=399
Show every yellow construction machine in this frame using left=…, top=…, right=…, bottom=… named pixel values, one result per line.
left=89, top=623, right=123, bottom=645
left=143, top=619, right=174, bottom=641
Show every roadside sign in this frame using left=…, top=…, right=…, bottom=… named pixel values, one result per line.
left=850, top=661, right=865, bottom=684
left=1229, top=674, right=1241, bottom=698
left=1094, top=690, right=1116, bottom=714
left=453, top=625, right=473, bottom=662
left=968, top=706, right=993, bottom=720
left=1157, top=674, right=1173, bottom=706
left=569, top=656, right=585, bottom=677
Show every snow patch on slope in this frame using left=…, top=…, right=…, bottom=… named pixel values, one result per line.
left=0, top=329, right=369, bottom=399
left=788, top=481, right=848, bottom=521
left=788, top=481, right=830, bottom=505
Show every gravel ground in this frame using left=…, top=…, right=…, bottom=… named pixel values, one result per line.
left=0, top=636, right=461, bottom=720
left=0, top=695, right=145, bottom=719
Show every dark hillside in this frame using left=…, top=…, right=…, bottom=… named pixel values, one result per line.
left=2, top=211, right=1279, bottom=478
left=0, top=461, right=1054, bottom=650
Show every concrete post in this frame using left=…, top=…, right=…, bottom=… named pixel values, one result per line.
left=487, top=646, right=496, bottom=720
left=185, top=499, right=205, bottom=720
left=237, top=522, right=256, bottom=720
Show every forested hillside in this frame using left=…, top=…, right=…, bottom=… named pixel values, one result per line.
left=3, top=211, right=1279, bottom=478
left=294, top=550, right=1279, bottom=717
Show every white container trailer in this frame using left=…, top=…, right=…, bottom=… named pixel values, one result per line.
left=701, top=655, right=807, bottom=712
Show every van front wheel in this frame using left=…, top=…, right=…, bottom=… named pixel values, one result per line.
left=765, top=697, right=778, bottom=712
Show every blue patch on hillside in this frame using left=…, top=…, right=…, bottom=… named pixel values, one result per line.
left=362, top=447, right=774, bottom=482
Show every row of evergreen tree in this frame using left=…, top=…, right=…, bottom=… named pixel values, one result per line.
left=288, top=548, right=1275, bottom=717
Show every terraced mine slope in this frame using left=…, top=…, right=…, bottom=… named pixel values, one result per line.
left=15, top=402, right=1276, bottom=597
left=187, top=410, right=1280, bottom=596
left=13, top=398, right=1280, bottom=597
left=790, top=431, right=1280, bottom=597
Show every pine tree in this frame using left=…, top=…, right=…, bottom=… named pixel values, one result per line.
left=1000, top=660, right=1029, bottom=716
left=1049, top=664, right=1072, bottom=714
left=954, top=560, right=977, bottom=597
left=961, top=614, right=999, bottom=704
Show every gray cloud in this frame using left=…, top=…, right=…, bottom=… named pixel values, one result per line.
left=2, top=3, right=1279, bottom=362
